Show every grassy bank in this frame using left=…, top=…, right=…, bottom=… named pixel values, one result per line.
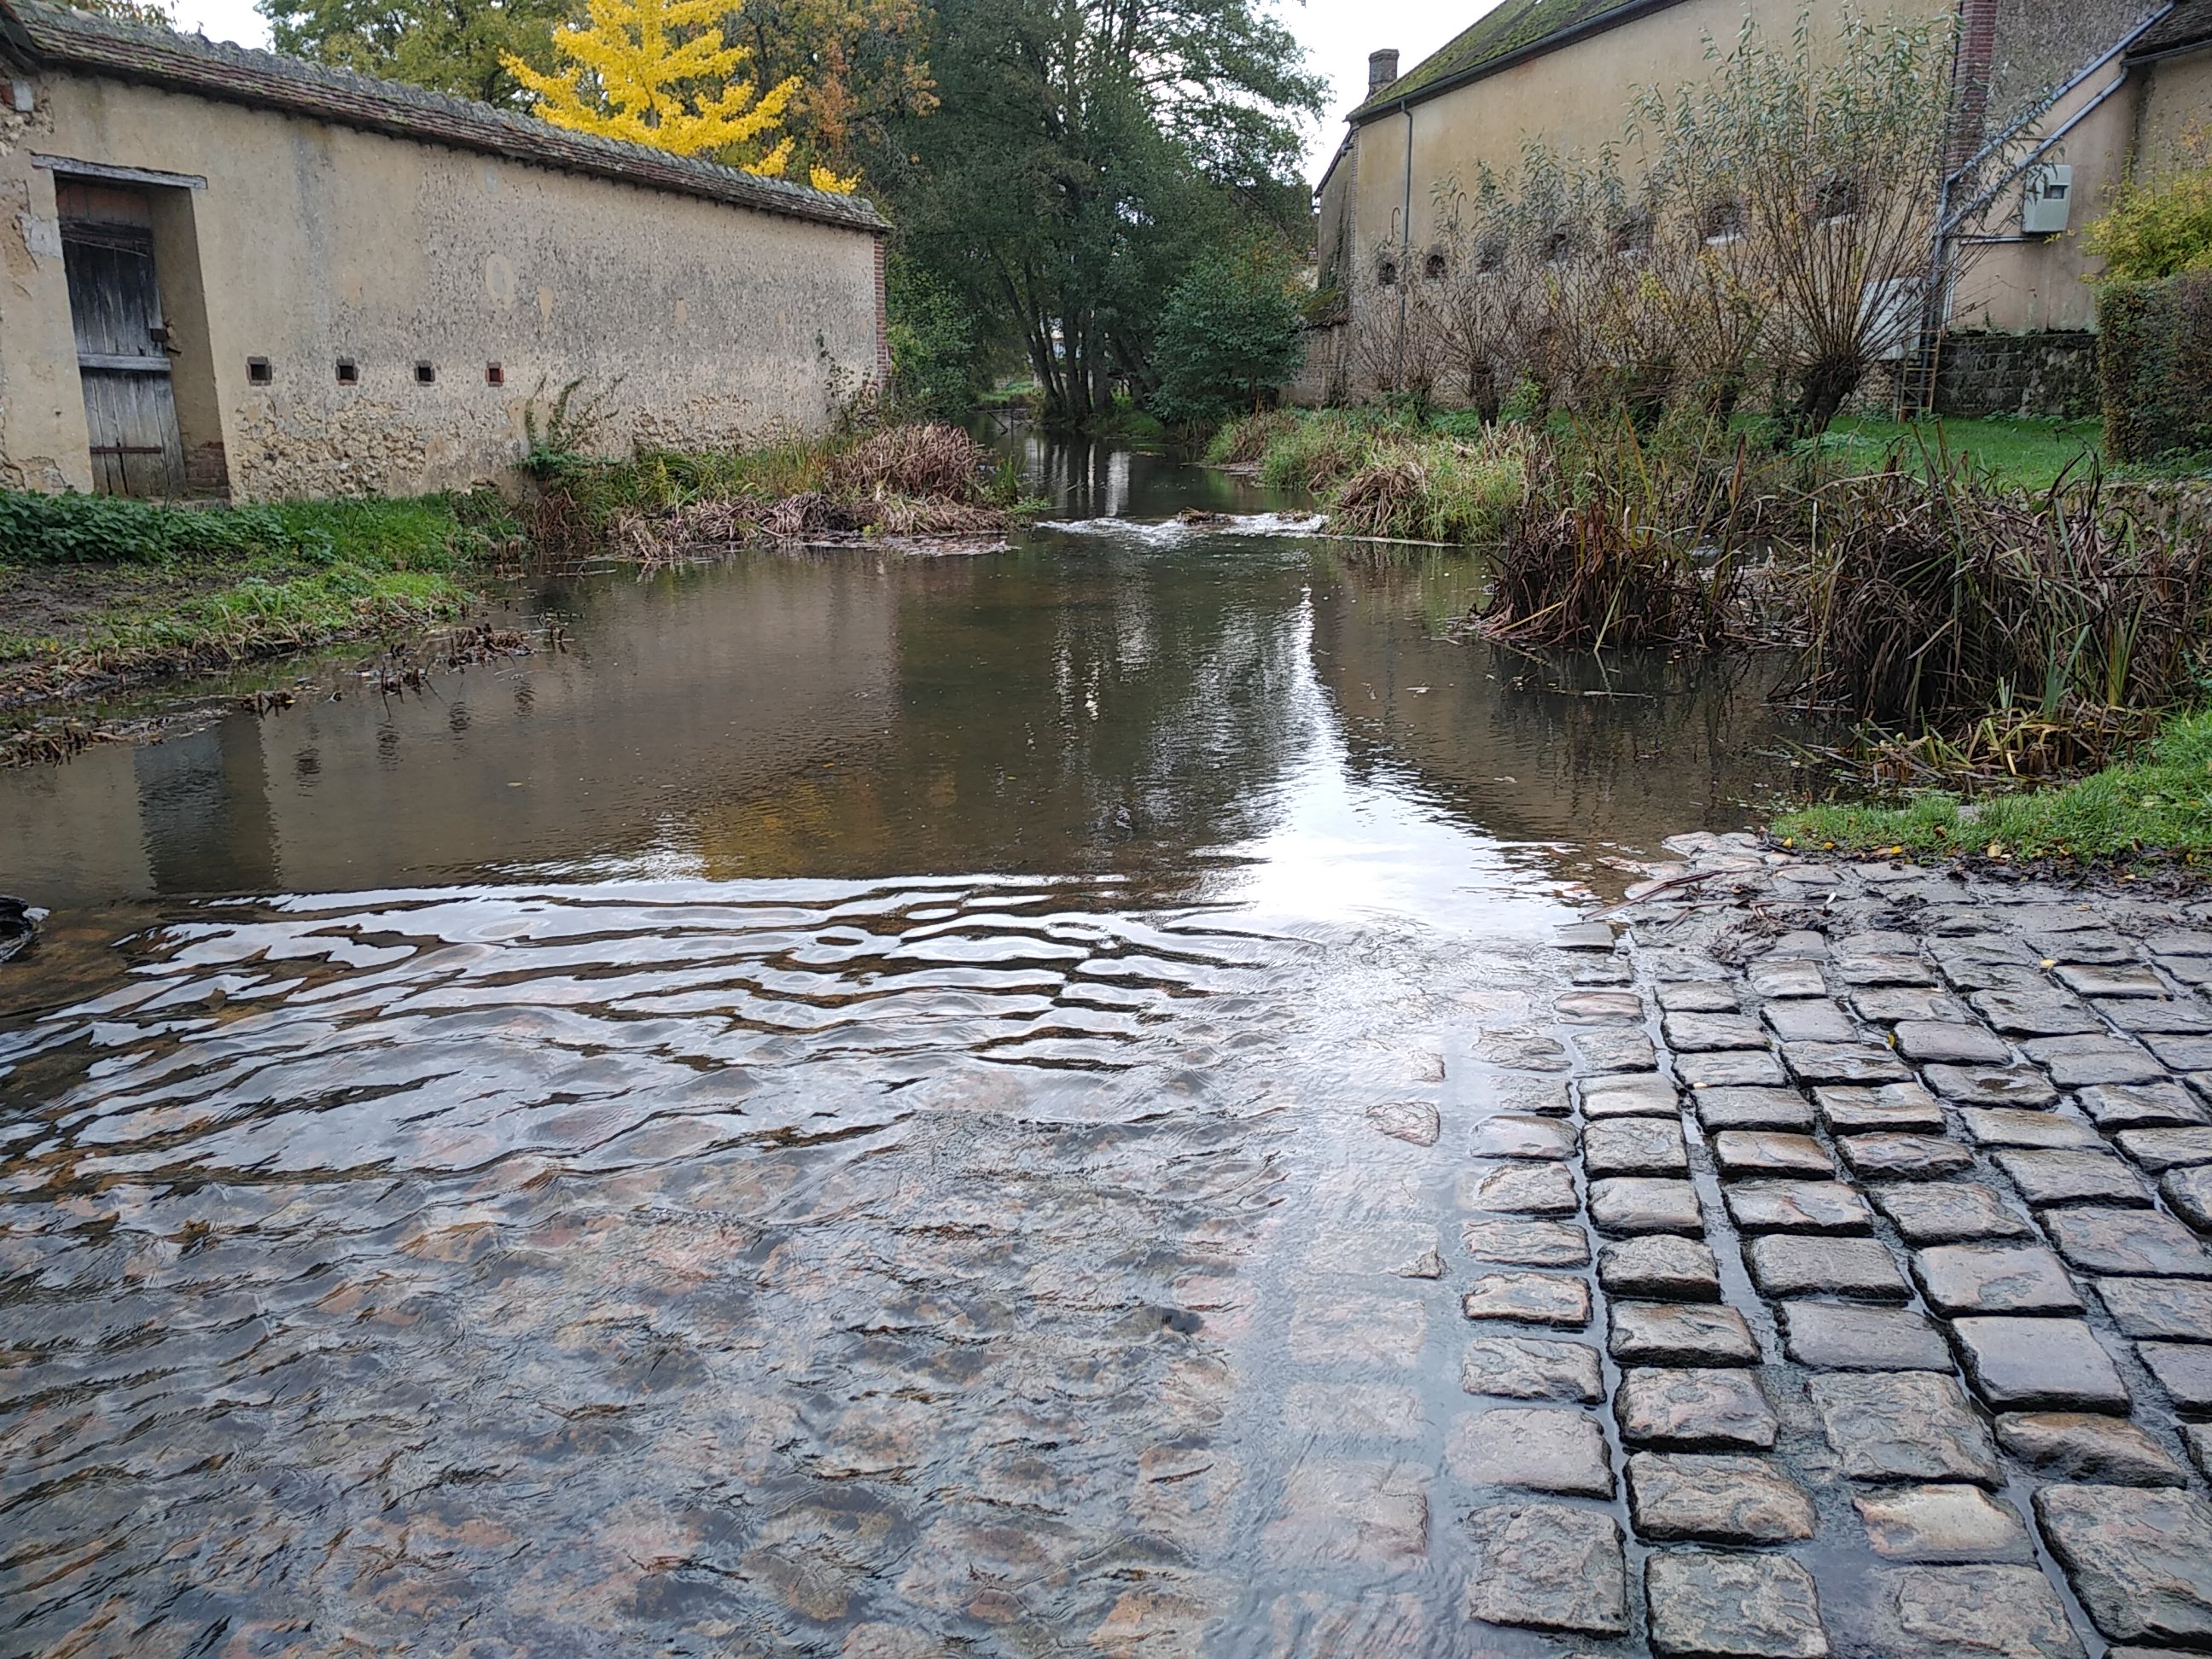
left=0, top=492, right=512, bottom=708
left=1775, top=707, right=2212, bottom=863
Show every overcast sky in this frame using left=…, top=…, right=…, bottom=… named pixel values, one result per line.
left=163, top=0, right=1479, bottom=188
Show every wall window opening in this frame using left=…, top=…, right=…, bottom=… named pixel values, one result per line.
left=247, top=356, right=271, bottom=384
left=485, top=361, right=504, bottom=386
left=415, top=360, right=436, bottom=385
left=335, top=358, right=358, bottom=384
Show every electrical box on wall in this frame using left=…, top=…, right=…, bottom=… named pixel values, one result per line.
left=2023, top=164, right=2072, bottom=236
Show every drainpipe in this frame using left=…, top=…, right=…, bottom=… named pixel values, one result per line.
left=1397, top=108, right=1412, bottom=392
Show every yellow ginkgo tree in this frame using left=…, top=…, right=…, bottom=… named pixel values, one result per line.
left=502, top=0, right=856, bottom=191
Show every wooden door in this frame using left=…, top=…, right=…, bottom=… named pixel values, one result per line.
left=58, top=181, right=187, bottom=498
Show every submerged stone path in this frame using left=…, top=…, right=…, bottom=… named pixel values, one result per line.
left=1456, top=839, right=2212, bottom=1656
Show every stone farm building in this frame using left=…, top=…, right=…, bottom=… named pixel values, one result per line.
left=0, top=0, right=887, bottom=500
left=1304, top=0, right=2212, bottom=416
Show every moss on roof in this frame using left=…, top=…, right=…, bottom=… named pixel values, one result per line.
left=1349, top=0, right=1667, bottom=120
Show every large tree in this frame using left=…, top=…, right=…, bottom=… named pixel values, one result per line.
left=262, top=0, right=571, bottom=105
left=882, top=0, right=1321, bottom=425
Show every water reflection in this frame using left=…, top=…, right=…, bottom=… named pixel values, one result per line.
left=0, top=445, right=1818, bottom=1652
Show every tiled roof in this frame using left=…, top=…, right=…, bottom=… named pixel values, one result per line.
left=2128, top=0, right=2210, bottom=56
left=0, top=0, right=885, bottom=233
left=1348, top=0, right=1680, bottom=122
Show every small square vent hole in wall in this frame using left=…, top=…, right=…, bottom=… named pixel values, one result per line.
left=416, top=360, right=436, bottom=385
left=335, top=358, right=358, bottom=384
left=247, top=357, right=271, bottom=384
left=486, top=362, right=504, bottom=386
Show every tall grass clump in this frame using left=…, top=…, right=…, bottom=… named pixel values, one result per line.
left=1784, top=455, right=2212, bottom=736
left=1330, top=425, right=1535, bottom=543
left=1205, top=408, right=1300, bottom=466
left=1476, top=416, right=1772, bottom=649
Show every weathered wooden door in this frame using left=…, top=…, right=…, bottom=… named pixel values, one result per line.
left=58, top=181, right=187, bottom=498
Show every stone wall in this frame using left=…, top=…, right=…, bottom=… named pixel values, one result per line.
left=0, top=50, right=882, bottom=499
left=1934, top=329, right=2100, bottom=419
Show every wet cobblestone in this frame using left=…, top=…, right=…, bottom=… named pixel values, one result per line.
left=1449, top=839, right=2212, bottom=1653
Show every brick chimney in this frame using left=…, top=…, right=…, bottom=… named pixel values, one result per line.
left=1368, top=49, right=1400, bottom=95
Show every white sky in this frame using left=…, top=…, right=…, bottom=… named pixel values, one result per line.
left=162, top=0, right=1481, bottom=189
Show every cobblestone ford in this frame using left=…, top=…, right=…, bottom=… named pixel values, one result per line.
left=1458, top=840, right=2212, bottom=1656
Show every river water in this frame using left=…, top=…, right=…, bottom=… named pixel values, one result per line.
left=0, top=439, right=1807, bottom=1656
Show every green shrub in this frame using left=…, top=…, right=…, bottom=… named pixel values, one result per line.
left=1149, top=246, right=1308, bottom=426
left=0, top=490, right=477, bottom=569
left=2098, top=273, right=2212, bottom=463
left=886, top=255, right=981, bottom=420
left=2086, top=137, right=2212, bottom=283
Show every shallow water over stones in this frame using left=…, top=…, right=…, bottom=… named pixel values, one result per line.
left=0, top=445, right=1819, bottom=1655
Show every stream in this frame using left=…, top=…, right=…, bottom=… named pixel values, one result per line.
left=0, top=437, right=1812, bottom=1655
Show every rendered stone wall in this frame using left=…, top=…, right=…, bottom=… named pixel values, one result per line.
left=0, top=67, right=882, bottom=499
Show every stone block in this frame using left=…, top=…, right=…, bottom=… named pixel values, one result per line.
left=1580, top=1075, right=1678, bottom=1118
left=1464, top=1501, right=1626, bottom=1637
left=1555, top=988, right=1644, bottom=1022
left=1584, top=1116, right=1688, bottom=1177
left=1724, top=1180, right=1871, bottom=1234
left=1551, top=923, right=1617, bottom=950
left=2144, top=1033, right=2212, bottom=1070
left=1761, top=1000, right=1853, bottom=1043
left=1262, top=1459, right=1429, bottom=1567
left=1994, top=1149, right=2150, bottom=1208
left=1483, top=1034, right=1569, bottom=1071
left=2095, top=1277, right=2212, bottom=1340
left=1745, top=1235, right=1907, bottom=1301
left=1462, top=1219, right=1591, bottom=1268
left=1871, top=1182, right=2032, bottom=1244
left=1807, top=1371, right=2000, bottom=1484
left=1951, top=1317, right=2129, bottom=1411
left=2046, top=1207, right=2212, bottom=1276
left=1679, top=1050, right=1790, bottom=1088
left=1460, top=1336, right=1604, bottom=1403
left=1664, top=1012, right=1771, bottom=1052
left=2114, top=1126, right=2212, bottom=1171
left=2039, top=1045, right=2170, bottom=1089
left=1969, top=990, right=2099, bottom=1035
left=2054, top=963, right=2163, bottom=998
left=2139, top=1340, right=2212, bottom=1409
left=1815, top=1081, right=1944, bottom=1132
left=1994, top=1412, right=2190, bottom=1487
left=1747, top=960, right=1825, bottom=998
left=1645, top=1551, right=1828, bottom=1658
left=1627, top=1453, right=1815, bottom=1543
left=1782, top=1042, right=1911, bottom=1085
left=1835, top=953, right=1934, bottom=988
left=1837, top=1132, right=1973, bottom=1180
left=1461, top=1272, right=1590, bottom=1327
left=2034, top=1485, right=2212, bottom=1645
left=1571, top=1027, right=1657, bottom=1074
left=1912, top=1243, right=2081, bottom=1315
left=1470, top=1115, right=1576, bottom=1161
left=1895, top=1022, right=2011, bottom=1066
left=1697, top=1087, right=1815, bottom=1132
left=1609, top=1302, right=1758, bottom=1366
left=1711, top=1131, right=1834, bottom=1177
left=1924, top=1066, right=2060, bottom=1109
left=1660, top=981, right=1741, bottom=1012
left=1854, top=1485, right=2031, bottom=1563
left=2097, top=998, right=2212, bottom=1034
left=1447, top=1407, right=1613, bottom=1495
left=2148, top=930, right=2212, bottom=958
left=1463, top=1161, right=1578, bottom=1215
left=1778, top=1301, right=1951, bottom=1370
left=1854, top=988, right=1970, bottom=1024
left=1959, top=1108, right=2099, bottom=1150
left=2166, top=1165, right=2212, bottom=1229
left=2075, top=1081, right=2208, bottom=1128
left=1839, top=1566, right=2085, bottom=1659
left=1616, top=1367, right=1777, bottom=1448
left=1598, top=1234, right=1720, bottom=1302
left=1588, top=1177, right=1704, bottom=1236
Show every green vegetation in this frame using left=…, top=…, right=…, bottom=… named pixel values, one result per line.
left=1775, top=707, right=2212, bottom=863
left=1807, top=416, right=2102, bottom=492
left=2085, top=126, right=2212, bottom=284
left=2098, top=274, right=2212, bottom=467
left=1212, top=406, right=1534, bottom=542
left=0, top=491, right=512, bottom=703
left=1149, top=247, right=1308, bottom=426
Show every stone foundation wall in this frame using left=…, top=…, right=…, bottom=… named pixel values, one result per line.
left=1935, top=329, right=2100, bottom=421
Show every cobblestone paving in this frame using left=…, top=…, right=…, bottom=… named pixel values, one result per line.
left=1459, top=839, right=2212, bottom=1656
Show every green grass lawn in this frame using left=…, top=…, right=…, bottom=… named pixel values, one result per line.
left=1775, top=707, right=2212, bottom=864
left=1810, top=415, right=2104, bottom=492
